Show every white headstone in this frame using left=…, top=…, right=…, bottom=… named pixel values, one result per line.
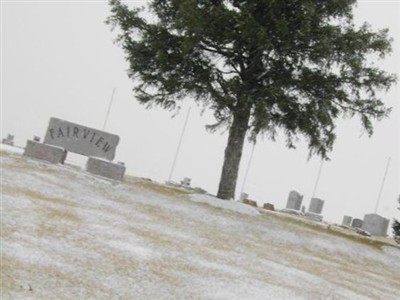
left=286, top=190, right=303, bottom=210
left=239, top=192, right=249, bottom=202
left=361, top=213, right=389, bottom=236
left=308, top=198, right=324, bottom=214
left=342, top=216, right=353, bottom=227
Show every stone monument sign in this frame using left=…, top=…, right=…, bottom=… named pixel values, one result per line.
left=44, top=117, right=119, bottom=161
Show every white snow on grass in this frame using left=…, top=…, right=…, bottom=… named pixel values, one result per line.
left=0, top=144, right=24, bottom=154
left=1, top=149, right=400, bottom=299
left=190, top=193, right=260, bottom=216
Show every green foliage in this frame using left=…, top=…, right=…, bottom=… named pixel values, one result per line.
left=108, top=0, right=396, bottom=158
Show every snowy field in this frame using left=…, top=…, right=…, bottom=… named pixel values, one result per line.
left=1, top=146, right=400, bottom=299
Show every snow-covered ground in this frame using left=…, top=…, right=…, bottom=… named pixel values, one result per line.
left=1, top=147, right=400, bottom=299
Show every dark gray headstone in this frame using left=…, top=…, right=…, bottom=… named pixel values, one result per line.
left=351, top=218, right=363, bottom=229
left=44, top=117, right=119, bottom=161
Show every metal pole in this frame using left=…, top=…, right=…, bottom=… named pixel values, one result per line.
left=311, top=159, right=324, bottom=199
left=168, top=107, right=191, bottom=182
left=374, top=157, right=391, bottom=214
left=102, top=87, right=116, bottom=131
left=240, top=142, right=256, bottom=198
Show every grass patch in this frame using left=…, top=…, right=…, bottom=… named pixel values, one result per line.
left=259, top=209, right=398, bottom=249
left=131, top=180, right=191, bottom=198
left=2, top=186, right=79, bottom=208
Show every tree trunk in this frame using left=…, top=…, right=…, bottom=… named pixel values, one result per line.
left=217, top=109, right=250, bottom=200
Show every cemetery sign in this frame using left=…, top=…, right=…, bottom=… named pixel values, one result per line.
left=44, top=117, right=119, bottom=160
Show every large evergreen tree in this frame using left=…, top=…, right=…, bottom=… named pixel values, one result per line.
left=108, top=0, right=396, bottom=200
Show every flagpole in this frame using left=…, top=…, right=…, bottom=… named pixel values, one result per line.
left=374, top=157, right=391, bottom=214
left=102, top=87, right=116, bottom=131
left=168, top=107, right=191, bottom=182
left=311, top=159, right=324, bottom=199
left=239, top=142, right=256, bottom=198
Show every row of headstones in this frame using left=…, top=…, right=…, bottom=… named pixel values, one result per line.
left=22, top=137, right=126, bottom=181
left=239, top=191, right=317, bottom=214
left=2, top=134, right=15, bottom=146
left=282, top=190, right=325, bottom=221
left=342, top=214, right=389, bottom=237
left=241, top=189, right=389, bottom=237
left=239, top=193, right=275, bottom=210
left=284, top=190, right=389, bottom=236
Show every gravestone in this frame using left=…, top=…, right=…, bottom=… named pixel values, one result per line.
left=239, top=192, right=249, bottom=202
left=44, top=117, right=119, bottom=161
left=342, top=216, right=353, bottom=227
left=351, top=218, right=363, bottom=229
left=263, top=203, right=275, bottom=211
left=23, top=140, right=67, bottom=164
left=181, top=177, right=191, bottom=187
left=247, top=200, right=257, bottom=207
left=308, top=198, right=324, bottom=214
left=2, top=134, right=14, bottom=146
left=86, top=157, right=126, bottom=181
left=286, top=190, right=303, bottom=210
left=361, top=214, right=389, bottom=236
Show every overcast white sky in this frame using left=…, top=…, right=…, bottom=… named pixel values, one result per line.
left=1, top=0, right=399, bottom=226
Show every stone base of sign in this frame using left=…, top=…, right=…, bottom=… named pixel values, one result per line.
left=86, top=157, right=126, bottom=181
left=361, top=213, right=389, bottom=236
left=23, top=140, right=66, bottom=164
